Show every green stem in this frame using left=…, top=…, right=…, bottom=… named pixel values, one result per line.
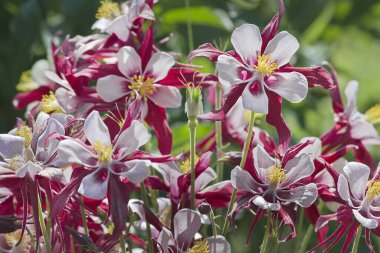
left=189, top=117, right=198, bottom=210
left=80, top=196, right=89, bottom=236
left=140, top=182, right=154, bottom=253
left=260, top=213, right=271, bottom=253
left=297, top=222, right=314, bottom=253
left=215, top=83, right=223, bottom=183
left=184, top=0, right=194, bottom=51
left=295, top=208, right=304, bottom=250
left=209, top=208, right=217, bottom=237
left=351, top=225, right=362, bottom=253
left=222, top=111, right=255, bottom=235
left=120, top=233, right=127, bottom=253
left=37, top=193, right=51, bottom=253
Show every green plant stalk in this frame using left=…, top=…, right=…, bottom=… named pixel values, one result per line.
left=351, top=225, right=362, bottom=253
left=297, top=222, right=314, bottom=253
left=120, top=233, right=127, bottom=253
left=184, top=0, right=194, bottom=51
left=80, top=196, right=89, bottom=236
left=222, top=111, right=255, bottom=235
left=189, top=116, right=198, bottom=210
left=140, top=182, right=154, bottom=253
left=209, top=208, right=217, bottom=237
left=37, top=193, right=51, bottom=253
left=215, top=83, right=224, bottom=183
left=295, top=208, right=304, bottom=250
left=260, top=213, right=271, bottom=253
left=45, top=195, right=51, bottom=244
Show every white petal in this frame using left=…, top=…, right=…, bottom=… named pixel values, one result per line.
left=206, top=235, right=231, bottom=253
left=351, top=120, right=379, bottom=142
left=55, top=88, right=79, bottom=113
left=174, top=209, right=201, bottom=250
left=264, top=31, right=299, bottom=67
left=44, top=71, right=71, bottom=90
left=31, top=59, right=50, bottom=84
left=148, top=85, right=182, bottom=108
left=194, top=168, right=216, bottom=192
left=353, top=209, right=378, bottom=229
left=116, top=160, right=150, bottom=184
left=91, top=18, right=112, bottom=31
left=16, top=161, right=42, bottom=180
left=281, top=154, right=315, bottom=188
left=36, top=118, right=65, bottom=162
left=253, top=145, right=276, bottom=169
left=266, top=72, right=308, bottom=103
left=251, top=195, right=280, bottom=211
left=114, top=120, right=149, bottom=156
left=337, top=175, right=350, bottom=201
left=231, top=166, right=260, bottom=192
left=277, top=183, right=317, bottom=207
left=57, top=140, right=98, bottom=167
left=344, top=80, right=359, bottom=118
left=343, top=162, right=370, bottom=199
left=105, top=15, right=130, bottom=42
left=84, top=111, right=111, bottom=146
left=216, top=55, right=246, bottom=87
left=117, top=46, right=142, bottom=77
left=231, top=24, right=262, bottom=66
left=38, top=167, right=63, bottom=181
left=298, top=137, right=322, bottom=156
left=157, top=227, right=174, bottom=253
left=0, top=135, right=24, bottom=159
left=78, top=169, right=109, bottom=200
left=96, top=75, right=130, bottom=102
left=144, top=51, right=175, bottom=81
left=242, top=82, right=269, bottom=114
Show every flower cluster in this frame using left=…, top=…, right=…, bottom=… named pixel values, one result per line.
left=1, top=0, right=380, bottom=252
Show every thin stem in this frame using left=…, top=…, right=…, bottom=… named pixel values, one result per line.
left=120, top=233, right=127, bottom=253
left=351, top=225, right=362, bottom=253
left=209, top=208, right=218, bottom=237
left=189, top=117, right=198, bottom=210
left=222, top=111, right=255, bottom=235
left=215, top=83, right=223, bottom=183
left=297, top=222, right=314, bottom=253
left=184, top=0, right=194, bottom=51
left=260, top=213, right=271, bottom=253
left=80, top=196, right=89, bottom=236
left=37, top=193, right=51, bottom=253
left=295, top=208, right=304, bottom=250
left=140, top=182, right=154, bottom=253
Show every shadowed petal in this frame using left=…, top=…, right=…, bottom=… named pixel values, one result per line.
left=148, top=85, right=182, bottom=108
left=114, top=120, right=149, bottom=156
left=216, top=55, right=246, bottom=87
left=343, top=162, right=370, bottom=200
left=281, top=154, right=314, bottom=188
left=264, top=31, right=299, bottom=67
left=144, top=51, right=175, bottom=81
left=174, top=209, right=201, bottom=250
left=242, top=82, right=269, bottom=114
left=0, top=135, right=24, bottom=159
left=206, top=235, right=231, bottom=253
left=78, top=168, right=109, bottom=200
left=57, top=140, right=98, bottom=167
left=84, top=111, right=111, bottom=146
left=116, top=160, right=150, bottom=184
left=96, top=75, right=129, bottom=102
left=276, top=183, right=317, bottom=207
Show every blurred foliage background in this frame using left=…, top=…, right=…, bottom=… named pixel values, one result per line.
left=1, top=0, right=380, bottom=251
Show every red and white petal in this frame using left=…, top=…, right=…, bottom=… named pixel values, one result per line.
left=173, top=209, right=201, bottom=250
left=281, top=154, right=314, bottom=188
left=251, top=195, right=280, bottom=211
left=264, top=31, right=299, bottom=67
left=0, top=135, right=24, bottom=159
left=343, top=162, right=370, bottom=200
left=117, top=46, right=142, bottom=77
left=276, top=183, right=317, bottom=207
left=144, top=51, right=175, bottom=81
left=117, top=160, right=150, bottom=184
left=57, top=140, right=98, bottom=167
left=253, top=145, right=276, bottom=170
left=216, top=55, right=246, bottom=87
left=96, top=75, right=130, bottom=102
left=266, top=72, right=308, bottom=103
left=16, top=161, right=42, bottom=180
left=105, top=15, right=130, bottom=42
left=78, top=168, right=110, bottom=200
left=242, top=82, right=269, bottom=114
left=114, top=120, right=149, bottom=156
left=195, top=168, right=217, bottom=192
left=231, top=166, right=262, bottom=192
left=353, top=209, right=378, bottom=229
left=84, top=111, right=111, bottom=146
left=231, top=24, right=262, bottom=66
left=344, top=80, right=359, bottom=118
left=148, top=85, right=182, bottom=108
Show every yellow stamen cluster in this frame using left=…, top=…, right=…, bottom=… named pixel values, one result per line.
left=5, top=231, right=31, bottom=252
left=9, top=155, right=25, bottom=170
left=366, top=180, right=380, bottom=199
left=267, top=164, right=286, bottom=188
left=93, top=141, right=113, bottom=163
left=179, top=156, right=200, bottom=174
left=128, top=75, right=156, bottom=100
left=16, top=126, right=33, bottom=148
left=365, top=104, right=380, bottom=125
left=95, top=0, right=120, bottom=20
left=16, top=70, right=37, bottom=92
left=40, top=92, right=63, bottom=114
left=254, top=54, right=278, bottom=77
left=186, top=240, right=209, bottom=253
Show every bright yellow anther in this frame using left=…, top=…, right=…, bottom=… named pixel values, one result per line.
left=40, top=92, right=63, bottom=114
left=267, top=164, right=286, bottom=188
left=93, top=141, right=113, bottom=163
left=16, top=126, right=33, bottom=148
left=366, top=180, right=380, bottom=199
left=9, top=155, right=25, bottom=170
left=186, top=240, right=209, bottom=253
left=365, top=104, right=380, bottom=125
left=254, top=54, right=278, bottom=77
left=128, top=75, right=156, bottom=101
left=95, top=0, right=120, bottom=19
left=179, top=156, right=199, bottom=174
left=16, top=70, right=37, bottom=92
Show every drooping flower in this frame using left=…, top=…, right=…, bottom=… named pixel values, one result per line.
left=57, top=110, right=151, bottom=200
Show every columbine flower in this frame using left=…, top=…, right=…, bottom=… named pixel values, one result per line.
left=231, top=145, right=317, bottom=211
left=92, top=0, right=155, bottom=41
left=57, top=110, right=151, bottom=199
left=96, top=46, right=182, bottom=117
left=16, top=59, right=51, bottom=92
left=217, top=24, right=307, bottom=114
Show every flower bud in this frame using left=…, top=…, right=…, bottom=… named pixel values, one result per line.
left=185, top=84, right=203, bottom=119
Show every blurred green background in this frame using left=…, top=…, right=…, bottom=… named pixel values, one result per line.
left=1, top=0, right=380, bottom=251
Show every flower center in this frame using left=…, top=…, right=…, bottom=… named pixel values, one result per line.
left=179, top=156, right=199, bottom=174
left=93, top=141, right=113, bottom=163
left=128, top=75, right=156, bottom=100
left=16, top=126, right=33, bottom=148
left=267, top=164, right=286, bottom=188
left=365, top=104, right=380, bottom=125
left=366, top=180, right=380, bottom=200
left=254, top=54, right=278, bottom=77
left=95, top=0, right=121, bottom=20
left=186, top=240, right=209, bottom=253
left=9, top=155, right=25, bottom=170
left=40, top=92, right=63, bottom=114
